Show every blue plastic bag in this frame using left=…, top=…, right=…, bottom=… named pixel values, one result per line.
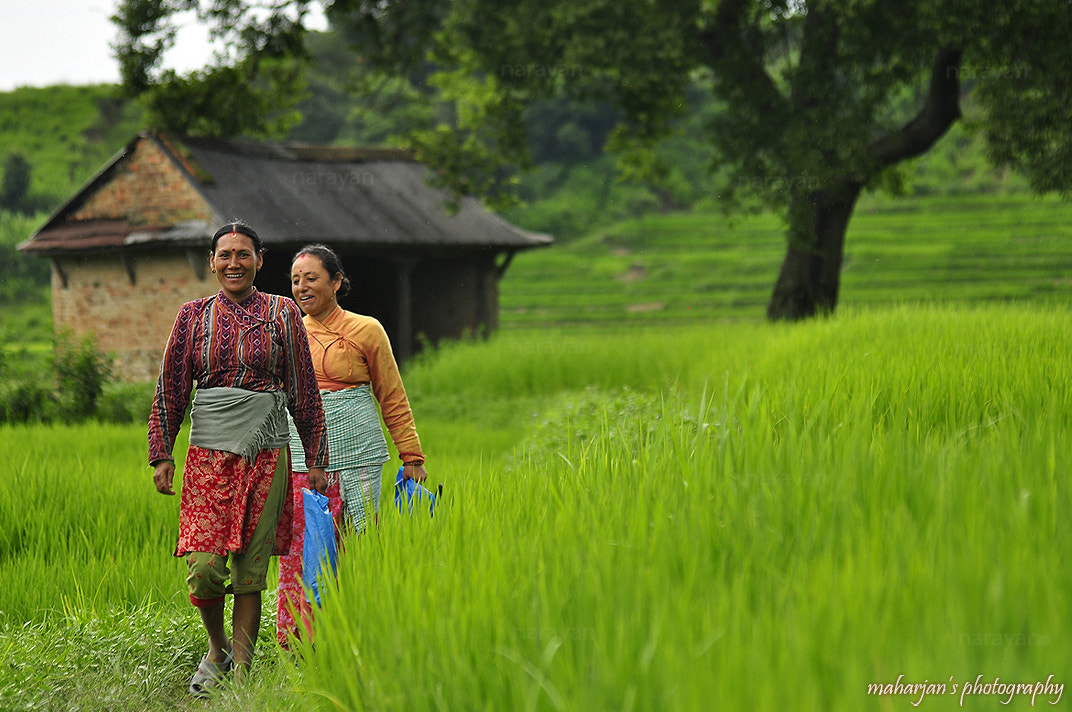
left=394, top=467, right=439, bottom=516
left=301, top=488, right=337, bottom=607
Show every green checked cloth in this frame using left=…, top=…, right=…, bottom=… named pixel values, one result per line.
left=288, top=384, right=389, bottom=472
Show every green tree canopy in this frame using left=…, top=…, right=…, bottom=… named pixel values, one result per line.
left=113, top=0, right=1072, bottom=319
left=111, top=0, right=312, bottom=136
left=0, top=153, right=31, bottom=213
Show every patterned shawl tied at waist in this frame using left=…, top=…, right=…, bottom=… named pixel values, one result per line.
left=190, top=387, right=290, bottom=461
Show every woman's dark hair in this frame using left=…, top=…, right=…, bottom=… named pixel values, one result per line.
left=292, top=244, right=352, bottom=296
left=211, top=222, right=263, bottom=254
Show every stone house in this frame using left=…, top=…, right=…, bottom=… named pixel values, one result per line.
left=19, top=131, right=552, bottom=382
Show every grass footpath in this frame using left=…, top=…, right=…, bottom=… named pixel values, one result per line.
left=2, top=303, right=1070, bottom=710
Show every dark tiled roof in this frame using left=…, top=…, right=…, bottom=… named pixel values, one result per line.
left=20, top=131, right=553, bottom=254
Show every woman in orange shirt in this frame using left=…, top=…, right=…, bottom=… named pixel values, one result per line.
left=277, top=243, right=429, bottom=645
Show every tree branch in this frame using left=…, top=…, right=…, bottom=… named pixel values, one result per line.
left=868, top=47, right=962, bottom=168
left=697, top=0, right=785, bottom=113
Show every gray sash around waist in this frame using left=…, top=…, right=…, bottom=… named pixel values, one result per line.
left=190, top=387, right=289, bottom=461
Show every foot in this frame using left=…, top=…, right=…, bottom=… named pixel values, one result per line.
left=189, top=648, right=233, bottom=698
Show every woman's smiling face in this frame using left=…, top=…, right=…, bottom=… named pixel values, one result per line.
left=212, top=232, right=262, bottom=302
left=291, top=252, right=341, bottom=319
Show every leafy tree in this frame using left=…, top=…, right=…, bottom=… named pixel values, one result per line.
left=53, top=331, right=113, bottom=422
left=289, top=30, right=440, bottom=147
left=111, top=0, right=310, bottom=137
left=112, top=0, right=1072, bottom=320
left=0, top=153, right=31, bottom=213
left=0, top=211, right=51, bottom=306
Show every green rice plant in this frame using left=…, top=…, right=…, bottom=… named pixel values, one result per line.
left=0, top=422, right=188, bottom=624
left=3, top=304, right=1070, bottom=710
left=284, top=303, right=1072, bottom=711
left=404, top=325, right=726, bottom=402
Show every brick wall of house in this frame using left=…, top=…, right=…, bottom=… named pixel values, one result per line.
left=52, top=250, right=217, bottom=383
left=49, top=136, right=217, bottom=382
left=71, top=138, right=208, bottom=225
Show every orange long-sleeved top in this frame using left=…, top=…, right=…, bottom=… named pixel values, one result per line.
left=304, top=305, right=424, bottom=464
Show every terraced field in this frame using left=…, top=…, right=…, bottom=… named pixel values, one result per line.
left=500, top=193, right=1072, bottom=324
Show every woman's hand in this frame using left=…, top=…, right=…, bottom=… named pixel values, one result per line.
left=308, top=467, right=328, bottom=494
left=402, top=463, right=429, bottom=483
left=153, top=461, right=176, bottom=495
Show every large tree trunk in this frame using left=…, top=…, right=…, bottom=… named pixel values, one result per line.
left=767, top=183, right=862, bottom=320
left=766, top=46, right=963, bottom=321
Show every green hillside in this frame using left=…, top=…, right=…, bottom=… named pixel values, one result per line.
left=0, top=85, right=145, bottom=341
left=0, top=85, right=143, bottom=210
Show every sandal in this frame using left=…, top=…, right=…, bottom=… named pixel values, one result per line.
left=189, top=648, right=233, bottom=698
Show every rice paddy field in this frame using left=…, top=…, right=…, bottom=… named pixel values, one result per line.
left=3, top=193, right=1072, bottom=710
left=2, top=303, right=1071, bottom=710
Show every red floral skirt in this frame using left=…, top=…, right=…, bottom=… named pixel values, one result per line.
left=176, top=446, right=293, bottom=557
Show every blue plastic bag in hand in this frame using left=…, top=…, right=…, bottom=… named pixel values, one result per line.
left=301, top=488, right=337, bottom=607
left=394, top=467, right=439, bottom=516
